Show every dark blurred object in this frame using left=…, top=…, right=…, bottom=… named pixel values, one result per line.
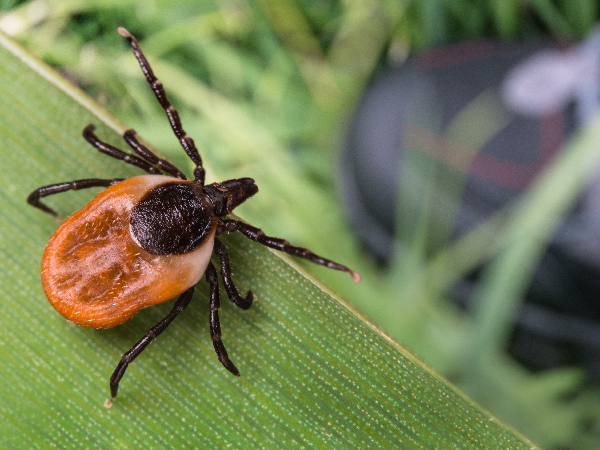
left=339, top=30, right=600, bottom=380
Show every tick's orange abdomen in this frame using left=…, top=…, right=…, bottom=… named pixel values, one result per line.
left=41, top=175, right=217, bottom=328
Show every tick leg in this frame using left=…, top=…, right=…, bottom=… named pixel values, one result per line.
left=206, top=261, right=240, bottom=376
left=83, top=124, right=161, bottom=175
left=218, top=219, right=362, bottom=282
left=27, top=178, right=124, bottom=216
left=123, top=129, right=186, bottom=180
left=213, top=239, right=253, bottom=310
left=117, top=27, right=205, bottom=185
left=109, top=286, right=195, bottom=399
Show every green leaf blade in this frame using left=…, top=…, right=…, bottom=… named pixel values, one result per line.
left=0, top=30, right=538, bottom=449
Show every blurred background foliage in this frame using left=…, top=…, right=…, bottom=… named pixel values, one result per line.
left=2, top=0, right=600, bottom=448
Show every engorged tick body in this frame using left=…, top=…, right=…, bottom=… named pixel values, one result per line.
left=28, top=27, right=360, bottom=401
left=41, top=175, right=218, bottom=328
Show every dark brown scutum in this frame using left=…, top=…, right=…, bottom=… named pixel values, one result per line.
left=130, top=182, right=215, bottom=255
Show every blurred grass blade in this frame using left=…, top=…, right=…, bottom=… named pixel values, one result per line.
left=469, top=108, right=600, bottom=363
left=0, top=30, right=539, bottom=449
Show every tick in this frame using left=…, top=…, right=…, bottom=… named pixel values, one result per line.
left=28, top=27, right=360, bottom=401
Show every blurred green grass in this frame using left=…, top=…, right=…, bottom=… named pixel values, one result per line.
left=2, top=0, right=600, bottom=449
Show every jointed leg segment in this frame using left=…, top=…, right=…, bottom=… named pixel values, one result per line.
left=117, top=27, right=205, bottom=185
left=213, top=239, right=254, bottom=310
left=27, top=178, right=124, bottom=216
left=123, top=129, right=186, bottom=180
left=218, top=219, right=362, bottom=282
left=29, top=123, right=190, bottom=216
left=206, top=262, right=240, bottom=376
left=83, top=125, right=162, bottom=175
left=109, top=286, right=196, bottom=399
left=109, top=261, right=241, bottom=398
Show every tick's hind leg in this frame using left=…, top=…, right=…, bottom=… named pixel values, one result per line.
left=109, top=286, right=195, bottom=399
left=27, top=178, right=124, bottom=216
left=213, top=239, right=253, bottom=310
left=123, top=129, right=186, bottom=180
left=83, top=124, right=162, bottom=175
left=218, top=219, right=362, bottom=282
left=206, top=262, right=240, bottom=376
